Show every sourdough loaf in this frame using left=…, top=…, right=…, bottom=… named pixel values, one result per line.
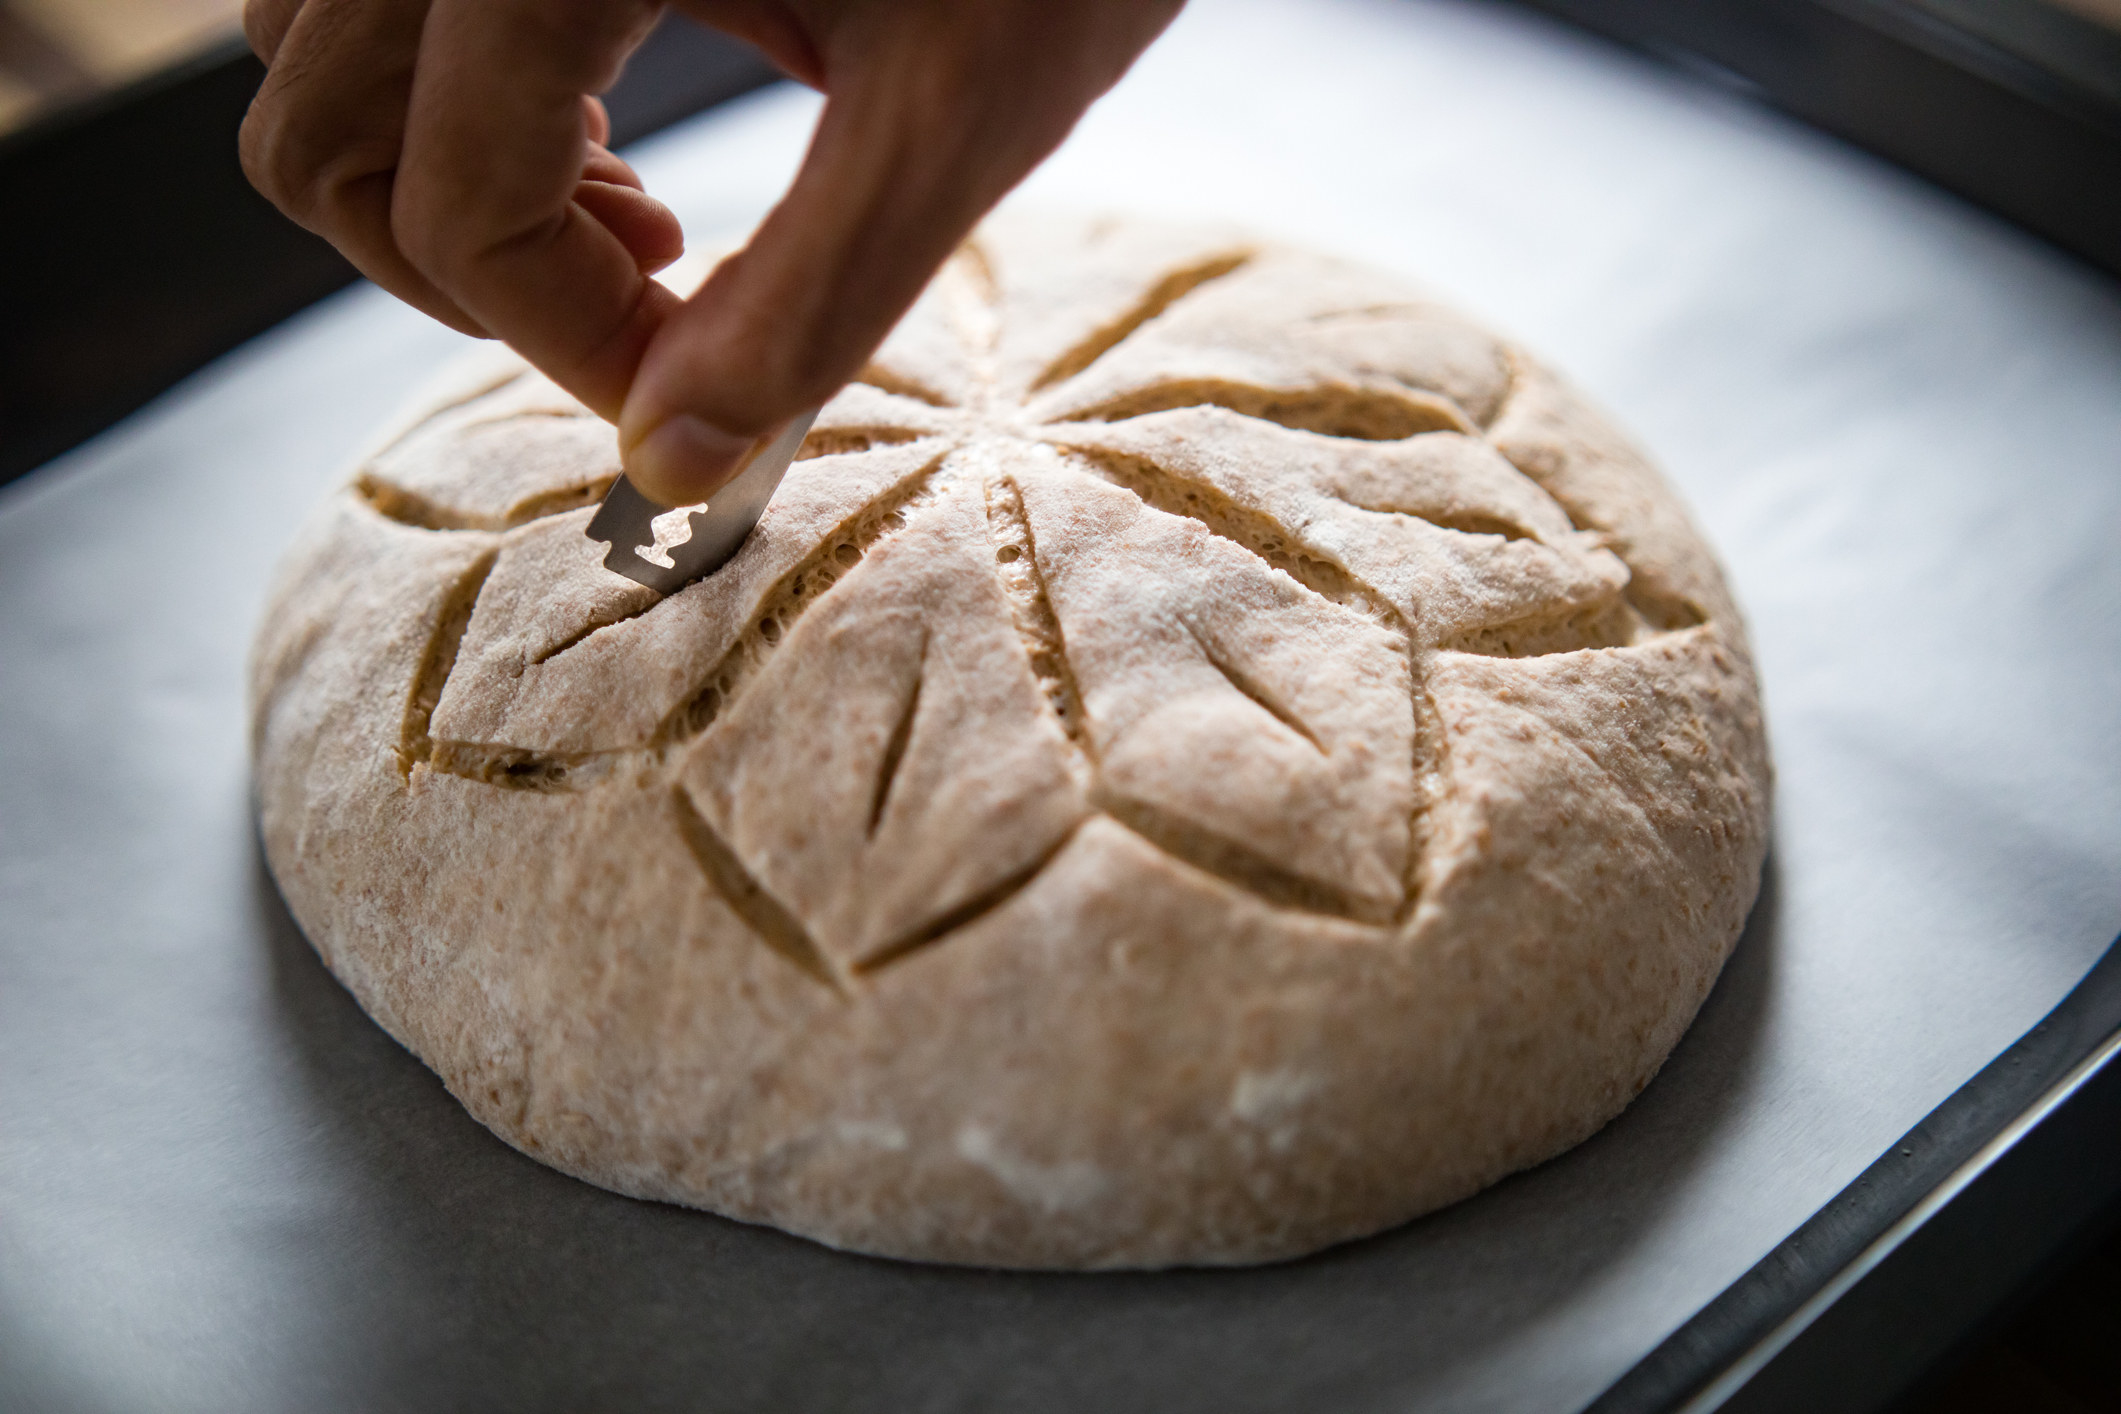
left=251, top=214, right=1769, bottom=1267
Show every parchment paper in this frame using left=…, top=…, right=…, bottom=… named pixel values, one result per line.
left=3, top=2, right=2117, bottom=1411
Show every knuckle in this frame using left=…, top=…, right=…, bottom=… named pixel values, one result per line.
left=239, top=90, right=396, bottom=246
left=236, top=103, right=305, bottom=214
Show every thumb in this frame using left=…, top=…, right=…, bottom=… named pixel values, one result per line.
left=616, top=10, right=1149, bottom=506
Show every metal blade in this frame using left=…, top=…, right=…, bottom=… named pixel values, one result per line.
left=585, top=408, right=820, bottom=596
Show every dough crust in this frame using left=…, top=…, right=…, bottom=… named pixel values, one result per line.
left=251, top=215, right=1769, bottom=1268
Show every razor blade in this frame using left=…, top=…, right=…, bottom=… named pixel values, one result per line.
left=586, top=409, right=819, bottom=595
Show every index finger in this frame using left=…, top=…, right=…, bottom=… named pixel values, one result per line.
left=392, top=0, right=678, bottom=419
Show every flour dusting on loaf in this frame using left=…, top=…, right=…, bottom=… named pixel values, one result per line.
left=251, top=214, right=1769, bottom=1268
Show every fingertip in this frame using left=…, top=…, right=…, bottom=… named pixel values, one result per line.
left=624, top=415, right=755, bottom=507
left=574, top=179, right=684, bottom=275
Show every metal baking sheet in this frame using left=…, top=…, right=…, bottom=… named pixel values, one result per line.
left=3, top=1, right=2118, bottom=1410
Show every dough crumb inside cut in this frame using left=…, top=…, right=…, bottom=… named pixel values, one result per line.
left=252, top=213, right=1769, bottom=1269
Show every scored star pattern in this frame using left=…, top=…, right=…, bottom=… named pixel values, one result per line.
left=352, top=218, right=1674, bottom=989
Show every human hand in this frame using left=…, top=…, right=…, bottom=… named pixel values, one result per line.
left=240, top=0, right=1185, bottom=507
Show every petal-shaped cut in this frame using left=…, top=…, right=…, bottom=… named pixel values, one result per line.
left=977, top=214, right=1257, bottom=398
left=802, top=382, right=962, bottom=457
left=1488, top=356, right=1727, bottom=630
left=361, top=411, right=619, bottom=530
left=431, top=441, right=945, bottom=755
left=1015, top=466, right=1413, bottom=920
left=861, top=249, right=993, bottom=407
left=682, top=478, right=1087, bottom=973
left=1026, top=250, right=1514, bottom=431
left=1052, top=409, right=1630, bottom=646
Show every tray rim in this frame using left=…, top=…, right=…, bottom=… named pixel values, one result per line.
left=1588, top=935, right=2121, bottom=1413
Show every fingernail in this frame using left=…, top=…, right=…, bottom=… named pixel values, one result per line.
left=625, top=415, right=755, bottom=506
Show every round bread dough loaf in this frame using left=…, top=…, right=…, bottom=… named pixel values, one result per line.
left=251, top=214, right=1769, bottom=1268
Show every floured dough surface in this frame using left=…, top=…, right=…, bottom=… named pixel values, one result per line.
left=250, top=214, right=1769, bottom=1268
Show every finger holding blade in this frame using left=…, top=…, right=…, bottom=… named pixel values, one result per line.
left=586, top=409, right=821, bottom=595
